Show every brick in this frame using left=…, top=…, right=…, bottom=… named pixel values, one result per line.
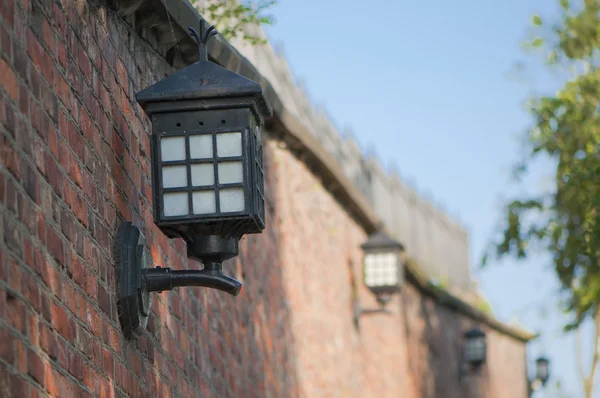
left=40, top=322, right=57, bottom=361
left=0, top=58, right=19, bottom=102
left=4, top=216, right=22, bottom=255
left=9, top=374, right=29, bottom=398
left=45, top=226, right=64, bottom=265
left=48, top=124, right=58, bottom=158
left=45, top=153, right=63, bottom=197
left=40, top=294, right=51, bottom=325
left=14, top=340, right=26, bottom=372
left=0, top=0, right=14, bottom=30
left=54, top=73, right=70, bottom=107
left=67, top=122, right=84, bottom=162
left=2, top=102, right=17, bottom=139
left=97, top=282, right=110, bottom=317
left=78, top=45, right=92, bottom=85
left=21, top=160, right=39, bottom=203
left=34, top=139, right=46, bottom=176
left=102, top=347, right=114, bottom=377
left=29, top=67, right=42, bottom=100
left=27, top=348, right=46, bottom=386
left=86, top=305, right=101, bottom=338
left=40, top=81, right=58, bottom=122
left=41, top=17, right=54, bottom=55
left=0, top=19, right=10, bottom=59
left=27, top=29, right=53, bottom=84
left=62, top=282, right=78, bottom=316
left=21, top=271, right=41, bottom=314
left=12, top=41, right=29, bottom=83
left=51, top=302, right=75, bottom=342
left=67, top=349, right=83, bottom=381
left=18, top=84, right=28, bottom=116
left=56, top=39, right=67, bottom=70
left=0, top=328, right=14, bottom=363
left=45, top=363, right=57, bottom=396
left=54, top=368, right=74, bottom=397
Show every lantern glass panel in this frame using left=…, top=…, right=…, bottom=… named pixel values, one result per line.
left=192, top=191, right=216, bottom=214
left=218, top=162, right=244, bottom=184
left=217, top=132, right=242, bottom=157
left=220, top=188, right=245, bottom=213
left=465, top=336, right=486, bottom=364
left=191, top=164, right=215, bottom=186
left=190, top=135, right=213, bottom=159
left=163, top=192, right=189, bottom=216
left=364, top=252, right=399, bottom=287
left=162, top=166, right=188, bottom=188
left=161, top=137, right=186, bottom=161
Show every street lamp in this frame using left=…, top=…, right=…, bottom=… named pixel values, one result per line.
left=529, top=356, right=551, bottom=395
left=535, top=356, right=550, bottom=386
left=464, top=328, right=487, bottom=367
left=115, top=21, right=271, bottom=338
left=459, top=328, right=487, bottom=381
left=354, top=227, right=405, bottom=325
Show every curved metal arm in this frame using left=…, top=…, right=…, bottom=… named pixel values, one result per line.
left=144, top=263, right=242, bottom=296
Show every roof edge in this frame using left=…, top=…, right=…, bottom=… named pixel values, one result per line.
left=405, top=258, right=537, bottom=342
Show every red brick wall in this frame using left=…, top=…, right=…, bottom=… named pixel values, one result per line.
left=0, top=1, right=298, bottom=397
left=0, top=0, right=529, bottom=397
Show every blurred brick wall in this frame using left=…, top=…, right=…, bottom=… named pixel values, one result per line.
left=0, top=0, right=529, bottom=397
left=269, top=141, right=529, bottom=398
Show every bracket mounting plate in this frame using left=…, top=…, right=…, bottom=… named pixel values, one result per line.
left=115, top=222, right=151, bottom=339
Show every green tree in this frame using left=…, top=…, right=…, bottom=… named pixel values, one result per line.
left=484, top=1, right=600, bottom=397
left=192, top=0, right=276, bottom=45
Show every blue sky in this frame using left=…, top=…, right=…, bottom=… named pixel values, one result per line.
left=265, top=0, right=596, bottom=396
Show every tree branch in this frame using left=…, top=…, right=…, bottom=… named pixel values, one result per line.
left=586, top=309, right=600, bottom=397
left=576, top=327, right=586, bottom=389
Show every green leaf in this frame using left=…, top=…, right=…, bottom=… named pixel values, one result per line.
left=532, top=15, right=543, bottom=26
left=532, top=37, right=544, bottom=47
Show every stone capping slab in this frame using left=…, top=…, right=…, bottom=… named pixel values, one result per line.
left=406, top=259, right=536, bottom=342
left=124, top=0, right=536, bottom=343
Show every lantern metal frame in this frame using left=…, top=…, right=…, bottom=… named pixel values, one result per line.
left=115, top=21, right=271, bottom=339
left=459, top=328, right=487, bottom=381
left=354, top=227, right=405, bottom=326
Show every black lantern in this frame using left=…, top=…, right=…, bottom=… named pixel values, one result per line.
left=464, top=328, right=487, bottom=368
left=354, top=228, right=405, bottom=326
left=535, top=356, right=550, bottom=385
left=115, top=21, right=271, bottom=338
left=361, top=228, right=405, bottom=305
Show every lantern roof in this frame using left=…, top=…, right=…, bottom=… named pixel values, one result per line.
left=464, top=328, right=486, bottom=339
left=136, top=22, right=271, bottom=118
left=536, top=356, right=549, bottom=364
left=361, top=227, right=404, bottom=251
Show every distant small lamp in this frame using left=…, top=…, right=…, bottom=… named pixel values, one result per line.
left=529, top=356, right=550, bottom=394
left=464, top=328, right=487, bottom=367
left=354, top=227, right=405, bottom=325
left=459, top=328, right=487, bottom=381
left=115, top=20, right=271, bottom=338
left=535, top=356, right=550, bottom=385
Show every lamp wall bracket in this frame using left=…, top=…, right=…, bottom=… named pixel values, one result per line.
left=115, top=222, right=242, bottom=339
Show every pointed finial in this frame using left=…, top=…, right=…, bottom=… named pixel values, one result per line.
left=188, top=19, right=218, bottom=62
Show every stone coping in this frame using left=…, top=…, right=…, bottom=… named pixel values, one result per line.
left=120, top=0, right=536, bottom=342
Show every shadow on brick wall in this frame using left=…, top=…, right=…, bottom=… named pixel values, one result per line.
left=400, top=286, right=490, bottom=398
